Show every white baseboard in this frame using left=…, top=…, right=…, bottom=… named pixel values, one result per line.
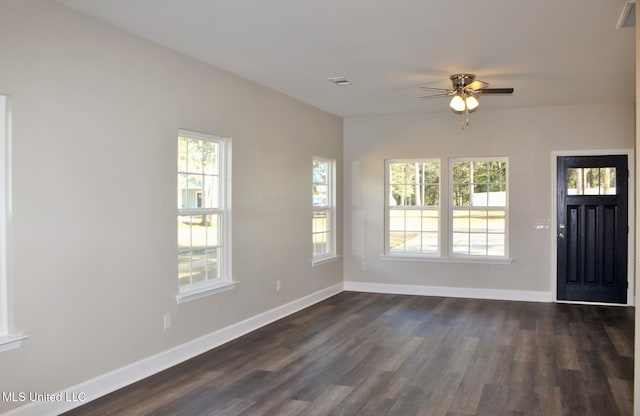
left=3, top=283, right=344, bottom=416
left=343, top=281, right=553, bottom=303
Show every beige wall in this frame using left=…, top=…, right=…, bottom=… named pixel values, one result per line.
left=0, top=0, right=342, bottom=412
left=343, top=104, right=634, bottom=294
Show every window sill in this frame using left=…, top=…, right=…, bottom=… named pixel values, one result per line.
left=0, top=334, right=28, bottom=353
left=311, top=255, right=341, bottom=267
left=381, top=254, right=512, bottom=265
left=176, top=280, right=238, bottom=304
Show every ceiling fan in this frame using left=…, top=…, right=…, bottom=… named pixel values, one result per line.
left=420, top=73, right=514, bottom=127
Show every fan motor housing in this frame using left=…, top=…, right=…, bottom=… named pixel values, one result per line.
left=450, top=73, right=475, bottom=90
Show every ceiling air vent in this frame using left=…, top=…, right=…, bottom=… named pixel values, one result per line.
left=327, top=77, right=352, bottom=86
left=616, top=0, right=635, bottom=29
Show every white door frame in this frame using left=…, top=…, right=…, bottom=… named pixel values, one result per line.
left=550, top=149, right=635, bottom=306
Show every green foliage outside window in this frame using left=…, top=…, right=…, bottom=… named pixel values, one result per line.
left=389, top=161, right=439, bottom=206
left=452, top=161, right=506, bottom=206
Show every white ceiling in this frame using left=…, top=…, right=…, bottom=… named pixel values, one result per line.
left=53, top=0, right=635, bottom=117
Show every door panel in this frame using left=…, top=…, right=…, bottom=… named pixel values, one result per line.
left=566, top=205, right=580, bottom=283
left=603, top=205, right=617, bottom=286
left=557, top=155, right=628, bottom=303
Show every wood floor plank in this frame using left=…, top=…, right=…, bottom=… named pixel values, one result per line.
left=327, top=370, right=393, bottom=415
left=269, top=400, right=311, bottom=416
left=476, top=383, right=509, bottom=416
left=557, top=369, right=590, bottom=416
left=387, top=385, right=426, bottom=416
left=605, top=326, right=634, bottom=357
left=512, top=329, right=536, bottom=362
left=576, top=343, right=613, bottom=394
left=447, top=355, right=488, bottom=414
left=377, top=336, right=424, bottom=372
left=540, top=385, right=563, bottom=416
left=241, top=386, right=301, bottom=416
left=353, top=396, right=397, bottom=416
left=63, top=292, right=634, bottom=416
left=608, top=377, right=634, bottom=416
left=599, top=347, right=634, bottom=380
left=485, top=345, right=515, bottom=386
left=507, top=358, right=538, bottom=413
left=304, top=385, right=353, bottom=416
left=555, top=334, right=581, bottom=370
left=416, top=370, right=464, bottom=416
left=534, top=345, right=559, bottom=387
left=587, top=390, right=622, bottom=416
left=448, top=336, right=480, bottom=374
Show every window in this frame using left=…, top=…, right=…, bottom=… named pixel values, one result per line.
left=384, top=157, right=509, bottom=261
left=450, top=158, right=508, bottom=257
left=0, top=95, right=25, bottom=351
left=386, top=160, right=440, bottom=255
left=567, top=167, right=616, bottom=195
left=0, top=95, right=8, bottom=340
left=312, top=157, right=336, bottom=263
left=177, top=130, right=232, bottom=302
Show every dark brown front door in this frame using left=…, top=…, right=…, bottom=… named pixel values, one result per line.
left=556, top=155, right=628, bottom=303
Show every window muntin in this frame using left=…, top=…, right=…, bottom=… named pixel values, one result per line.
left=386, top=160, right=440, bottom=255
left=312, top=158, right=335, bottom=261
left=177, top=131, right=229, bottom=291
left=450, top=159, right=507, bottom=257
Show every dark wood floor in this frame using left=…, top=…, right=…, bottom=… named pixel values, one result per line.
left=64, top=292, right=634, bottom=416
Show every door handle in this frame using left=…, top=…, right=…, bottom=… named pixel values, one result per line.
left=558, top=232, right=565, bottom=238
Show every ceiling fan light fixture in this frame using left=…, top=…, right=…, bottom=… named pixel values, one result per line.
left=421, top=73, right=514, bottom=126
left=465, top=94, right=479, bottom=111
left=449, top=94, right=466, bottom=112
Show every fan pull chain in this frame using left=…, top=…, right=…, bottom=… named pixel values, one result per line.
left=462, top=105, right=470, bottom=129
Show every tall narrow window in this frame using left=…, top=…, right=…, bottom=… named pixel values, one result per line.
left=450, top=158, right=508, bottom=257
left=312, top=157, right=336, bottom=263
left=0, top=95, right=8, bottom=340
left=386, top=160, right=440, bottom=255
left=177, top=130, right=232, bottom=301
left=0, top=95, right=25, bottom=352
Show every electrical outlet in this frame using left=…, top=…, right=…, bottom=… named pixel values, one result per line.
left=361, top=262, right=367, bottom=271
left=276, top=280, right=281, bottom=292
left=163, top=313, right=171, bottom=330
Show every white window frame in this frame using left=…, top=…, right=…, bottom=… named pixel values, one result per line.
left=448, top=157, right=509, bottom=260
left=384, top=159, right=441, bottom=257
left=382, top=157, right=510, bottom=264
left=312, top=157, right=337, bottom=265
left=176, top=129, right=234, bottom=304
left=0, top=95, right=26, bottom=351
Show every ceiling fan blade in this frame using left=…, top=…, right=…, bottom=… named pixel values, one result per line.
left=419, top=86, right=453, bottom=92
left=420, top=93, right=451, bottom=100
left=478, top=88, right=514, bottom=95
left=465, top=80, right=488, bottom=91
